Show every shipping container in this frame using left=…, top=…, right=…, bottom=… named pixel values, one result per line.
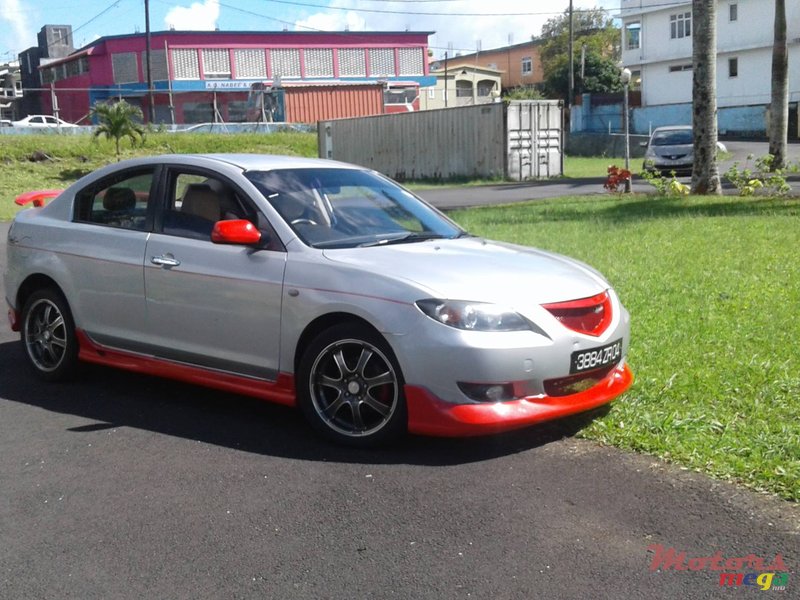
left=319, top=100, right=563, bottom=181
left=284, top=83, right=384, bottom=123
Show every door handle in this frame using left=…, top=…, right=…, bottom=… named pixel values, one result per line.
left=151, top=255, right=181, bottom=268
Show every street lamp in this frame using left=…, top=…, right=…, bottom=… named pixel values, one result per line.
left=620, top=67, right=632, bottom=193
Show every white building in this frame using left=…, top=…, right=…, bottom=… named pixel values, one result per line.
left=420, top=63, right=502, bottom=110
left=620, top=0, right=800, bottom=137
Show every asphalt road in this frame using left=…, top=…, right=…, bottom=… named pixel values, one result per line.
left=1, top=193, right=798, bottom=599
left=418, top=140, right=800, bottom=209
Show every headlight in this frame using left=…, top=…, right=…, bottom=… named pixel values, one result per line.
left=416, top=299, right=530, bottom=332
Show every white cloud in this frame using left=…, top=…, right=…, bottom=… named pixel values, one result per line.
left=293, top=0, right=618, bottom=57
left=0, top=0, right=30, bottom=57
left=295, top=11, right=366, bottom=33
left=165, top=0, right=220, bottom=31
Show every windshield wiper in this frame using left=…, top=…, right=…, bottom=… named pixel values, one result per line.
left=358, top=232, right=448, bottom=247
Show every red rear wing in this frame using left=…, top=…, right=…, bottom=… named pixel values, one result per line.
left=14, top=189, right=64, bottom=207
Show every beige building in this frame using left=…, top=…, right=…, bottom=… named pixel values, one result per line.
left=433, top=40, right=544, bottom=92
left=420, top=64, right=502, bottom=110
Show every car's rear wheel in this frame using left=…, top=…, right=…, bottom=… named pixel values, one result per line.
left=297, top=324, right=407, bottom=446
left=21, top=289, right=79, bottom=381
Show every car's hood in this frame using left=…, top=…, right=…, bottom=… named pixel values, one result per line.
left=322, top=237, right=608, bottom=305
left=648, top=144, right=692, bottom=159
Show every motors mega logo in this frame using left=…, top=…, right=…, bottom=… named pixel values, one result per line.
left=648, top=544, right=791, bottom=591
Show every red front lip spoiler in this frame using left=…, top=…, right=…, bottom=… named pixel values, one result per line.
left=405, top=363, right=633, bottom=437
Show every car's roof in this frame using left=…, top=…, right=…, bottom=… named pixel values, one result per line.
left=116, top=154, right=362, bottom=172
left=652, top=125, right=692, bottom=133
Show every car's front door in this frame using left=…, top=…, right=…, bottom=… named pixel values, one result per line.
left=143, top=168, right=286, bottom=380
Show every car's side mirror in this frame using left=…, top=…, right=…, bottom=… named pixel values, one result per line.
left=211, top=219, right=262, bottom=245
left=639, top=141, right=649, bottom=147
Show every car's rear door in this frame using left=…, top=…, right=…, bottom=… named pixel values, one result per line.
left=142, top=165, right=286, bottom=380
left=68, top=166, right=157, bottom=348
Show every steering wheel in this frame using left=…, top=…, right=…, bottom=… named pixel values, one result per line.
left=291, top=218, right=318, bottom=226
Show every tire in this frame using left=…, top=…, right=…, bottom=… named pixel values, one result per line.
left=297, top=323, right=407, bottom=446
left=21, top=288, right=79, bottom=381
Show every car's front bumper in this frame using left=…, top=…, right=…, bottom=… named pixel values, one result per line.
left=405, top=362, right=633, bottom=436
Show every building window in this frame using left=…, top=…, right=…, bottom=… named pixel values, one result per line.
left=729, top=3, right=738, bottom=21
left=183, top=101, right=214, bottom=123
left=148, top=50, right=169, bottom=81
left=234, top=49, right=266, bottom=79
left=669, top=64, right=692, bottom=72
left=172, top=49, right=199, bottom=79
left=227, top=101, right=249, bottom=122
left=51, top=26, right=71, bottom=46
left=202, top=49, right=231, bottom=79
left=271, top=49, right=301, bottom=79
left=304, top=49, right=334, bottom=78
left=728, top=57, right=738, bottom=77
left=455, top=81, right=473, bottom=98
left=398, top=47, right=424, bottom=76
left=427, top=87, right=435, bottom=99
left=477, top=80, right=495, bottom=97
left=338, top=48, right=366, bottom=77
left=368, top=48, right=396, bottom=77
left=112, top=52, right=139, bottom=84
left=626, top=22, right=641, bottom=50
left=521, top=56, right=532, bottom=75
left=670, top=12, right=691, bottom=39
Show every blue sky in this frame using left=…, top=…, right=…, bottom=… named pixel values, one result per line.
left=1, top=0, right=620, bottom=62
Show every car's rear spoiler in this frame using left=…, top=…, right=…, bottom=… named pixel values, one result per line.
left=14, top=189, right=64, bottom=207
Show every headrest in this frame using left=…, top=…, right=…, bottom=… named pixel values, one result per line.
left=181, top=184, right=220, bottom=222
left=103, top=187, right=136, bottom=212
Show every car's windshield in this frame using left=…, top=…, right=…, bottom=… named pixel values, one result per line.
left=651, top=130, right=692, bottom=146
left=245, top=168, right=464, bottom=248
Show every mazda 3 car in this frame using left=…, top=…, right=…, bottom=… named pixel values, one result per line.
left=5, top=154, right=633, bottom=445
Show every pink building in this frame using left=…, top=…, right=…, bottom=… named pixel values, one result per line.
left=38, top=30, right=434, bottom=124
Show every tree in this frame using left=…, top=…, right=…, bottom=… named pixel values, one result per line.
left=691, top=0, right=721, bottom=195
left=90, top=100, right=145, bottom=161
left=543, top=50, right=623, bottom=100
left=768, top=0, right=788, bottom=170
left=539, top=6, right=620, bottom=104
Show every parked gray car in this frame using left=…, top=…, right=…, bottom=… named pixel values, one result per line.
left=5, top=154, right=632, bottom=445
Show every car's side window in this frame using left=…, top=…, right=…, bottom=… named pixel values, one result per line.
left=161, top=171, right=254, bottom=241
left=74, top=169, right=155, bottom=231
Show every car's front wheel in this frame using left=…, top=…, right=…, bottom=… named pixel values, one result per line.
left=297, top=324, right=407, bottom=446
left=21, top=288, right=79, bottom=381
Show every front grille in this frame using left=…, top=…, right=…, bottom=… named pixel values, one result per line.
left=543, top=364, right=617, bottom=397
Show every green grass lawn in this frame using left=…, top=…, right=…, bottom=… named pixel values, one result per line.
left=563, top=155, right=627, bottom=178
left=450, top=194, right=800, bottom=501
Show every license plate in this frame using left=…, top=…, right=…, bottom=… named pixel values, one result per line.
left=570, top=339, right=623, bottom=374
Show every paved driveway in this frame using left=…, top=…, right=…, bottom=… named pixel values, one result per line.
left=418, top=141, right=800, bottom=209
left=1, top=204, right=797, bottom=599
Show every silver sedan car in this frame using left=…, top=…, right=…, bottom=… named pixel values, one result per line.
left=5, top=154, right=633, bottom=445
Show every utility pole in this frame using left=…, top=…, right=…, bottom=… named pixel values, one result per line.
left=145, top=0, right=155, bottom=124
left=568, top=0, right=574, bottom=111
left=444, top=52, right=449, bottom=108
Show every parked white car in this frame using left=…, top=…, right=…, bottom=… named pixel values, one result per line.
left=12, top=115, right=77, bottom=128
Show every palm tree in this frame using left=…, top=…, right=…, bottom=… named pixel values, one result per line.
left=690, top=0, right=721, bottom=195
left=769, top=0, right=788, bottom=170
left=90, top=100, right=145, bottom=161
